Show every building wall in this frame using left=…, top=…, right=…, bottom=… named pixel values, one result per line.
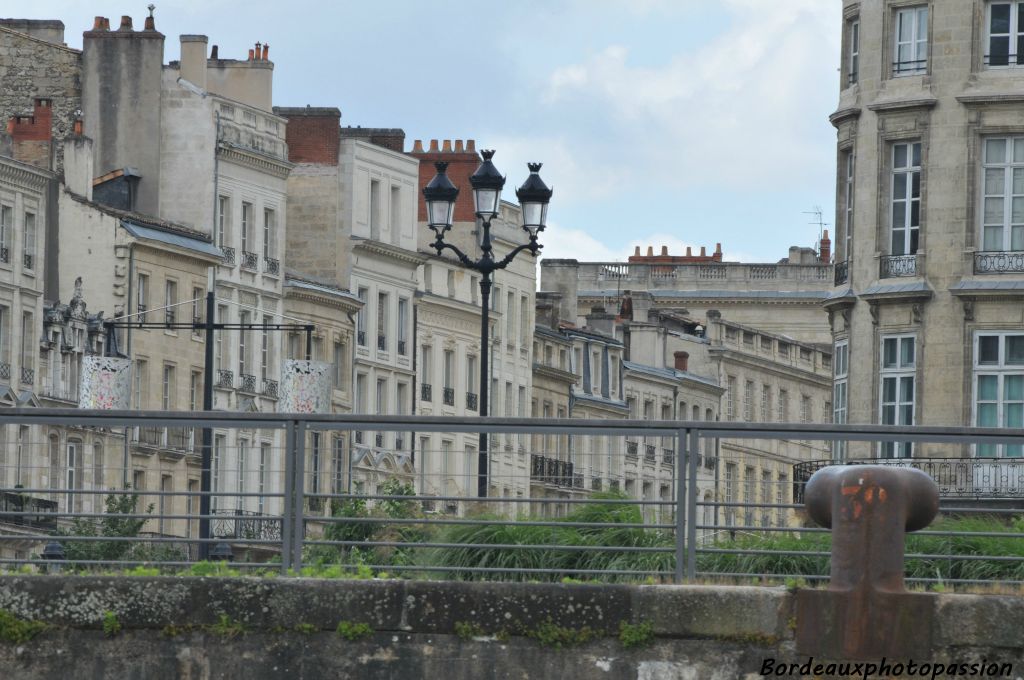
left=830, top=0, right=1024, bottom=459
left=157, top=71, right=216, bottom=233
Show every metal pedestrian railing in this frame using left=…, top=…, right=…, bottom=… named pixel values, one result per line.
left=0, top=409, right=1021, bottom=588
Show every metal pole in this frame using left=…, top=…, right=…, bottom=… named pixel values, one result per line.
left=477, top=273, right=491, bottom=499
left=281, top=420, right=295, bottom=575
left=199, top=279, right=215, bottom=560
left=687, top=427, right=700, bottom=581
left=674, top=427, right=687, bottom=584
left=292, top=419, right=307, bottom=572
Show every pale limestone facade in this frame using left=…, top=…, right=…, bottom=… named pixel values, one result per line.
left=828, top=0, right=1024, bottom=461
left=530, top=319, right=577, bottom=516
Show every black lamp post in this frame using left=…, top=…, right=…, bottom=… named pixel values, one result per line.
left=422, top=150, right=552, bottom=498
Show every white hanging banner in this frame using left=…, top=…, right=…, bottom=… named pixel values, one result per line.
left=279, top=359, right=333, bottom=413
left=79, top=355, right=132, bottom=410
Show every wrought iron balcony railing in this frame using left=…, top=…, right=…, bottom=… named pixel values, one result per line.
left=165, top=309, right=176, bottom=326
left=880, top=254, right=917, bottom=278
left=0, top=491, right=57, bottom=530
left=974, top=251, right=1024, bottom=274
left=625, top=440, right=639, bottom=458
left=377, top=335, right=387, bottom=351
left=211, top=509, right=281, bottom=541
left=238, top=373, right=257, bottom=393
left=0, top=361, right=10, bottom=381
left=23, top=253, right=32, bottom=270
left=466, top=392, right=478, bottom=411
left=215, top=369, right=234, bottom=389
left=892, top=58, right=927, bottom=75
left=397, top=340, right=407, bottom=356
left=793, top=456, right=1024, bottom=503
left=263, top=256, right=280, bottom=275
left=221, top=246, right=235, bottom=266
left=0, top=246, right=8, bottom=264
left=262, top=379, right=279, bottom=398
left=529, top=454, right=575, bottom=488
left=420, top=383, right=432, bottom=401
left=443, top=387, right=455, bottom=406
left=834, top=259, right=849, bottom=286
left=136, top=303, right=148, bottom=323
left=662, top=448, right=675, bottom=466
left=644, top=444, right=656, bottom=463
left=241, top=251, right=259, bottom=270
left=375, top=433, right=385, bottom=448
left=357, top=330, right=366, bottom=347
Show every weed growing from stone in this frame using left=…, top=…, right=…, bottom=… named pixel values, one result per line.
left=454, top=621, right=485, bottom=640
left=206, top=614, right=246, bottom=639
left=0, top=609, right=48, bottom=644
left=525, top=617, right=597, bottom=648
left=101, top=611, right=121, bottom=638
left=336, top=621, right=373, bottom=640
left=294, top=623, right=318, bottom=634
left=618, top=620, right=654, bottom=649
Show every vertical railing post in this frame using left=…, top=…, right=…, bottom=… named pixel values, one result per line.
left=281, top=420, right=295, bottom=575
left=292, top=419, right=307, bottom=572
left=674, top=427, right=688, bottom=583
left=686, top=427, right=700, bottom=581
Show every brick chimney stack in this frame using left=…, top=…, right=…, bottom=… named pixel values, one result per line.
left=674, top=351, right=690, bottom=372
left=8, top=98, right=54, bottom=169
left=409, top=139, right=485, bottom=223
left=819, top=229, right=832, bottom=263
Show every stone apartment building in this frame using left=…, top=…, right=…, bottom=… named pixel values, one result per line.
left=410, top=140, right=538, bottom=508
left=276, top=108, right=423, bottom=496
left=826, top=0, right=1024, bottom=470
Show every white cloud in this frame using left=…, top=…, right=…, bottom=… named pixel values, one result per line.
left=544, top=0, right=841, bottom=192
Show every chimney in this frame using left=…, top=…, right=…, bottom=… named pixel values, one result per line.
left=661, top=245, right=668, bottom=256
left=63, top=135, right=94, bottom=200
left=700, top=246, right=706, bottom=257
left=442, top=139, right=452, bottom=152
left=454, top=139, right=464, bottom=152
left=466, top=139, right=476, bottom=152
left=118, top=15, right=133, bottom=31
left=686, top=246, right=692, bottom=256
left=179, top=35, right=209, bottom=89
left=210, top=44, right=219, bottom=59
left=429, top=139, right=439, bottom=152
left=412, top=139, right=424, bottom=152
left=674, top=351, right=689, bottom=372
left=254, top=42, right=262, bottom=60
left=92, top=16, right=106, bottom=31
left=819, top=228, right=832, bottom=263
left=646, top=246, right=653, bottom=257
left=248, top=48, right=255, bottom=60
left=9, top=98, right=54, bottom=169
left=262, top=43, right=269, bottom=60
left=634, top=246, right=641, bottom=257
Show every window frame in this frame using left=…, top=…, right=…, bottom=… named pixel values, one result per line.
left=890, top=141, right=922, bottom=256
left=985, top=1, right=1024, bottom=68
left=834, top=340, right=850, bottom=459
left=980, top=136, right=1024, bottom=252
left=879, top=334, right=917, bottom=458
left=892, top=5, right=929, bottom=76
left=848, top=17, right=861, bottom=85
left=973, top=331, right=1024, bottom=457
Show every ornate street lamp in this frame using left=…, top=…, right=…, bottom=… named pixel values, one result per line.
left=422, top=150, right=552, bottom=498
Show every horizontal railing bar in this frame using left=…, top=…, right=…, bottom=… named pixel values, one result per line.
left=695, top=524, right=828, bottom=533
left=322, top=563, right=672, bottom=576
left=0, top=534, right=280, bottom=545
left=310, top=493, right=676, bottom=506
left=697, top=548, right=1024, bottom=562
left=304, top=539, right=675, bottom=553
left=314, top=517, right=676, bottom=529
left=0, top=511, right=283, bottom=521
left=0, top=488, right=286, bottom=498
left=0, top=558, right=275, bottom=569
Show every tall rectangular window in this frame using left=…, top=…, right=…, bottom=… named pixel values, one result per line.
left=848, top=18, right=860, bottom=84
left=137, top=273, right=149, bottom=321
left=520, top=295, right=529, bottom=345
left=981, top=137, right=1024, bottom=252
left=761, top=384, right=772, bottom=422
left=164, top=280, right=177, bottom=326
left=370, top=180, right=381, bottom=240
left=443, top=350, right=454, bottom=390
left=190, top=370, right=201, bottom=411
left=0, top=205, right=11, bottom=262
left=241, top=202, right=253, bottom=254
left=215, top=305, right=227, bottom=372
left=975, top=332, right=1024, bottom=457
left=262, top=208, right=276, bottom=259
left=397, top=298, right=409, bottom=355
left=260, top=318, right=270, bottom=381
left=744, top=380, right=754, bottom=421
left=258, top=443, right=269, bottom=513
left=217, top=196, right=229, bottom=247
left=843, top=151, right=855, bottom=261
left=727, top=375, right=737, bottom=420
left=778, top=388, right=789, bottom=422
left=333, top=341, right=345, bottom=388
left=23, top=211, right=35, bottom=270
left=880, top=335, right=916, bottom=458
left=356, top=287, right=368, bottom=346
left=390, top=185, right=401, bottom=242
left=986, top=2, right=1024, bottom=67
left=506, top=290, right=515, bottom=340
left=238, top=311, right=250, bottom=377
left=212, top=435, right=225, bottom=511
left=377, top=292, right=388, bottom=352
left=834, top=340, right=849, bottom=459
left=891, top=142, right=922, bottom=256
left=133, top=358, right=148, bottom=408
left=893, top=6, right=928, bottom=75
left=162, top=364, right=175, bottom=410
left=237, top=438, right=248, bottom=511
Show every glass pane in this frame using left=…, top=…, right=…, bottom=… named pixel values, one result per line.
left=893, top=205, right=906, bottom=233
left=883, top=377, right=896, bottom=403
left=992, top=3, right=1011, bottom=33
left=910, top=201, right=920, bottom=228
left=984, top=225, right=1003, bottom=250
left=985, top=197, right=1005, bottom=223
left=978, top=442, right=997, bottom=457
left=986, top=168, right=1006, bottom=195
left=882, top=441, right=895, bottom=458
left=1015, top=168, right=1024, bottom=194
left=978, top=402, right=998, bottom=427
left=911, top=172, right=920, bottom=198
left=1012, top=225, right=1024, bottom=250
left=1014, top=197, right=1024, bottom=223
left=884, top=339, right=898, bottom=368
left=979, top=336, right=1000, bottom=365
left=1007, top=375, right=1024, bottom=401
left=912, top=143, right=921, bottom=166
left=910, top=228, right=919, bottom=253
left=1008, top=336, right=1024, bottom=363
left=899, top=12, right=912, bottom=41
left=894, top=144, right=908, bottom=169
left=894, top=173, right=907, bottom=199
left=1017, top=138, right=1024, bottom=163
left=901, top=337, right=915, bottom=366
left=901, top=376, right=915, bottom=401
left=1005, top=444, right=1024, bottom=458
left=917, top=7, right=928, bottom=34
left=900, top=403, right=914, bottom=425
left=1006, top=403, right=1024, bottom=428
left=991, top=36, right=1011, bottom=65
left=882, top=404, right=896, bottom=425
left=1018, top=35, right=1024, bottom=65
left=978, top=374, right=999, bottom=400
left=987, top=138, right=1008, bottom=164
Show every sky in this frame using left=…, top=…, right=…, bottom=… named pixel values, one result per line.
left=27, top=0, right=842, bottom=264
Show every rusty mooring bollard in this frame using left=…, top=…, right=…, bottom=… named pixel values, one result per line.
left=796, top=465, right=940, bottom=660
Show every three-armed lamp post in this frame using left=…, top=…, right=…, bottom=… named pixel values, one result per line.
left=422, top=150, right=552, bottom=498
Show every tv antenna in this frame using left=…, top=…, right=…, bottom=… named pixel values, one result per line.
left=803, top=206, right=829, bottom=253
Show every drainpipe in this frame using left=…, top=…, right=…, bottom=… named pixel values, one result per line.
left=122, top=242, right=136, bottom=488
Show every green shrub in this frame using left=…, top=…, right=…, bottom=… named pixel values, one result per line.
left=0, top=610, right=48, bottom=644
left=618, top=620, right=654, bottom=649
left=101, top=610, right=121, bottom=638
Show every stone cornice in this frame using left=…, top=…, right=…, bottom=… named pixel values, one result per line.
left=956, top=93, right=1024, bottom=106
left=859, top=288, right=934, bottom=304
left=352, top=238, right=429, bottom=267
left=217, top=144, right=293, bottom=179
left=0, top=159, right=54, bottom=192
left=866, top=97, right=938, bottom=113
left=708, top=347, right=830, bottom=385
left=532, top=363, right=578, bottom=385
left=829, top=107, right=862, bottom=127
left=284, top=288, right=362, bottom=313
